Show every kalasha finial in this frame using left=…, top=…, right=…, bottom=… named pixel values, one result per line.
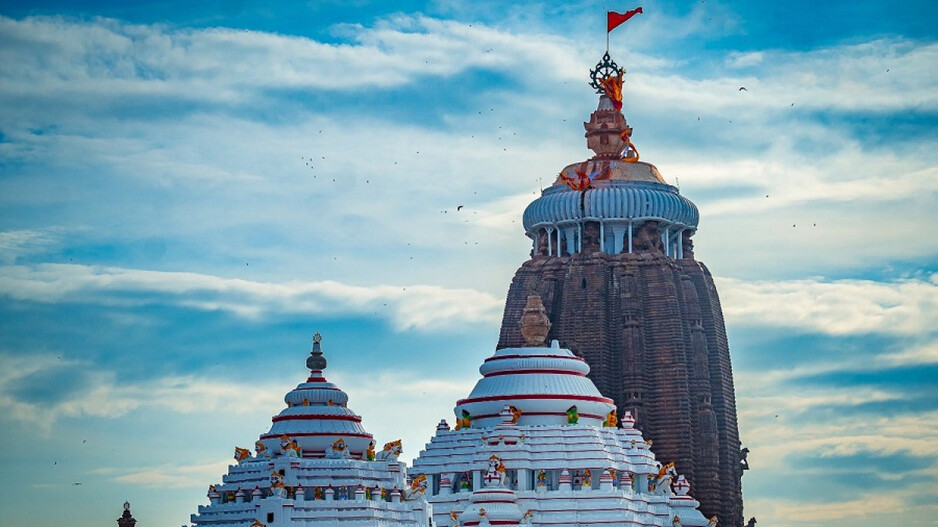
left=307, top=332, right=327, bottom=370
left=589, top=52, right=624, bottom=94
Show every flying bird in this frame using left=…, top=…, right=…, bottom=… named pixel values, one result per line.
left=457, top=205, right=464, bottom=211
left=738, top=86, right=747, bottom=91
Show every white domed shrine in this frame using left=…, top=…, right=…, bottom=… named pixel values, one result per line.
left=187, top=334, right=432, bottom=527
left=410, top=298, right=714, bottom=527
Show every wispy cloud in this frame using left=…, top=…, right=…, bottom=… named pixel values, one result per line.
left=0, top=352, right=285, bottom=433
left=717, top=274, right=938, bottom=336
left=110, top=459, right=233, bottom=489
left=0, top=263, right=504, bottom=330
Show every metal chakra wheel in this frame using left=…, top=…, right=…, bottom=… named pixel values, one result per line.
left=589, top=52, right=625, bottom=93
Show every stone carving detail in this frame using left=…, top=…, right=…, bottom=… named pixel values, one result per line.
left=376, top=439, right=403, bottom=461
left=519, top=295, right=552, bottom=346
left=632, top=221, right=663, bottom=253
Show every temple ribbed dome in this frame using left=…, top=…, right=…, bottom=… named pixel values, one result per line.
left=455, top=341, right=615, bottom=428
left=523, top=178, right=699, bottom=232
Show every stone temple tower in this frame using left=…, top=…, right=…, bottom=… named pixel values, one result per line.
left=496, top=53, right=744, bottom=526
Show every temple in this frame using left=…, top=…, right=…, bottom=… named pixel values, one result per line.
left=188, top=334, right=431, bottom=527
left=496, top=52, right=744, bottom=525
left=186, top=49, right=743, bottom=526
left=188, top=326, right=714, bottom=527
left=411, top=298, right=715, bottom=527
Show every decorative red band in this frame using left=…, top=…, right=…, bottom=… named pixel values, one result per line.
left=483, top=369, right=586, bottom=377
left=484, top=354, right=585, bottom=363
left=472, top=411, right=605, bottom=420
left=456, top=393, right=614, bottom=405
left=260, top=432, right=373, bottom=440
left=271, top=414, right=362, bottom=423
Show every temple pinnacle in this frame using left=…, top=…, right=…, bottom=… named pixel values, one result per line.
left=307, top=332, right=327, bottom=371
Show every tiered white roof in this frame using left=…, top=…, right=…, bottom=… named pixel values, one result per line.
left=456, top=341, right=614, bottom=428
left=411, top=339, right=713, bottom=527
left=187, top=335, right=431, bottom=527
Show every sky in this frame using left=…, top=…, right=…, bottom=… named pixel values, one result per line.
left=0, top=0, right=936, bottom=526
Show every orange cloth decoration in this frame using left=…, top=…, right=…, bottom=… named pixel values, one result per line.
left=600, top=74, right=623, bottom=111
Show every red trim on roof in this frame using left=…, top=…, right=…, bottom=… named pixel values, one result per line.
left=297, top=383, right=343, bottom=390
left=483, top=369, right=586, bottom=377
left=259, top=432, right=373, bottom=440
left=456, top=393, right=614, bottom=405
left=484, top=354, right=585, bottom=363
left=271, top=414, right=362, bottom=423
left=471, top=411, right=605, bottom=420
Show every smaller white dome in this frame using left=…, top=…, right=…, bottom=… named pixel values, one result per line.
left=455, top=342, right=615, bottom=428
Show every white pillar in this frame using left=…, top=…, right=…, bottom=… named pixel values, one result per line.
left=547, top=228, right=553, bottom=255
left=472, top=470, right=482, bottom=491
left=608, top=225, right=622, bottom=254
left=599, top=222, right=605, bottom=253
left=677, top=229, right=684, bottom=259
left=662, top=226, right=670, bottom=257
left=627, top=222, right=633, bottom=253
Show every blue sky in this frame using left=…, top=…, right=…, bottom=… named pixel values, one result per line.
left=0, top=1, right=936, bottom=526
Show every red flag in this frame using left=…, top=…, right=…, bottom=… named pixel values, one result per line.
left=607, top=7, right=643, bottom=33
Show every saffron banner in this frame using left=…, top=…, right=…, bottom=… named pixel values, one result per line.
left=607, top=7, right=643, bottom=33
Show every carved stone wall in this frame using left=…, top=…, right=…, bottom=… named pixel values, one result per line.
left=497, top=251, right=743, bottom=527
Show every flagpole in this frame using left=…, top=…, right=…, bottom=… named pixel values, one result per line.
left=605, top=11, right=609, bottom=53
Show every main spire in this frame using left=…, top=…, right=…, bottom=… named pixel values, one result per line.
left=585, top=52, right=638, bottom=162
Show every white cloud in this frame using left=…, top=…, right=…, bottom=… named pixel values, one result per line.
left=747, top=494, right=906, bottom=525
left=0, top=263, right=504, bottom=330
left=716, top=274, right=938, bottom=336
left=0, top=350, right=287, bottom=434
left=111, top=459, right=232, bottom=489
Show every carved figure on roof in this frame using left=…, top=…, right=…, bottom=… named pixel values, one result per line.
left=314, top=486, right=324, bottom=500
left=326, top=438, right=351, bottom=459
left=251, top=520, right=265, bottom=527
left=520, top=295, right=551, bottom=346
left=376, top=439, right=403, bottom=461
left=603, top=409, right=618, bottom=427
left=279, top=435, right=301, bottom=458
left=740, top=447, right=750, bottom=471
left=682, top=230, right=695, bottom=259
left=521, top=510, right=535, bottom=524
left=633, top=221, right=663, bottom=253
left=536, top=469, right=547, bottom=488
left=535, top=230, right=550, bottom=257
left=455, top=409, right=473, bottom=430
left=566, top=405, right=579, bottom=424
left=508, top=405, right=522, bottom=424
left=365, top=440, right=376, bottom=461
left=270, top=471, right=286, bottom=498
left=255, top=440, right=270, bottom=459
left=405, top=474, right=428, bottom=500
left=582, top=468, right=592, bottom=488
left=336, top=485, right=348, bottom=500
left=234, top=447, right=252, bottom=464
left=650, top=462, right=677, bottom=495
left=459, top=472, right=471, bottom=491
left=449, top=510, right=461, bottom=527
left=483, top=455, right=507, bottom=487
left=707, top=516, right=719, bottom=527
